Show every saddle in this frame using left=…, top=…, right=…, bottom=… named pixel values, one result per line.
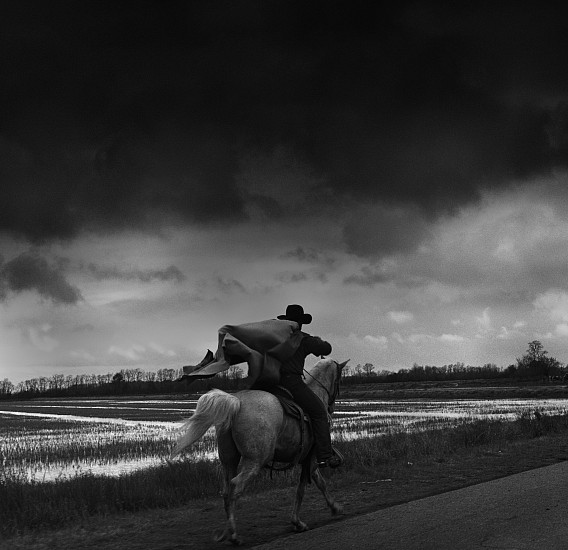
left=268, top=385, right=311, bottom=424
left=264, top=385, right=313, bottom=472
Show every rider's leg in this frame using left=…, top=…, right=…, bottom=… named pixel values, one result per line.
left=279, top=374, right=334, bottom=462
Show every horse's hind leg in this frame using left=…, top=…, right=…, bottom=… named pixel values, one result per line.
left=221, top=458, right=262, bottom=545
left=312, top=467, right=343, bottom=515
left=216, top=430, right=241, bottom=545
left=230, top=457, right=262, bottom=502
left=217, top=429, right=262, bottom=547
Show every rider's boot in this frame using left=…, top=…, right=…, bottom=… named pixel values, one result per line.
left=182, top=349, right=215, bottom=375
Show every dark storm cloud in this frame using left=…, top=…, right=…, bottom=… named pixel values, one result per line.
left=105, top=292, right=202, bottom=317
left=0, top=253, right=82, bottom=304
left=277, top=270, right=328, bottom=284
left=343, top=265, right=396, bottom=287
left=2, top=1, right=568, bottom=243
left=282, top=247, right=322, bottom=263
left=343, top=205, right=431, bottom=257
left=85, top=263, right=185, bottom=283
left=279, top=247, right=334, bottom=283
left=214, top=278, right=247, bottom=295
left=281, top=247, right=336, bottom=268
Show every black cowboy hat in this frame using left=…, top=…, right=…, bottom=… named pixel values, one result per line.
left=277, top=304, right=312, bottom=325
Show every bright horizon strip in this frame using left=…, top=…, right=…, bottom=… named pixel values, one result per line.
left=0, top=410, right=181, bottom=428
left=3, top=404, right=193, bottom=412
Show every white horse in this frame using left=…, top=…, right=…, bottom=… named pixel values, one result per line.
left=171, top=358, right=348, bottom=545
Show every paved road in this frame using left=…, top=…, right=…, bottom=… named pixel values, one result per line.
left=252, top=461, right=568, bottom=550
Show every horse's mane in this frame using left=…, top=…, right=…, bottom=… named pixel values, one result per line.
left=306, top=357, right=335, bottom=380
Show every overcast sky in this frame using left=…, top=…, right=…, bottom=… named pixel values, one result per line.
left=3, top=1, right=568, bottom=383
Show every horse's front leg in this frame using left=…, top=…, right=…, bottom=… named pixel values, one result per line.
left=291, top=464, right=310, bottom=532
left=291, top=477, right=309, bottom=532
left=312, top=467, right=343, bottom=515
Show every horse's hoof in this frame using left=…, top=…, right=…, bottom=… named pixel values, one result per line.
left=214, top=529, right=233, bottom=543
left=331, top=504, right=344, bottom=516
left=293, top=521, right=309, bottom=532
left=214, top=530, right=242, bottom=545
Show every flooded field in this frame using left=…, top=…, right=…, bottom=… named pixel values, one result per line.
left=333, top=398, right=568, bottom=440
left=2, top=395, right=568, bottom=483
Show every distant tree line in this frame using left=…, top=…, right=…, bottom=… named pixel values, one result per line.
left=0, top=365, right=250, bottom=400
left=1, top=341, right=564, bottom=400
left=341, top=341, right=565, bottom=384
left=0, top=368, right=183, bottom=400
left=341, top=361, right=505, bottom=384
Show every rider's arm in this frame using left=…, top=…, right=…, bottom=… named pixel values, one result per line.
left=303, top=335, right=332, bottom=357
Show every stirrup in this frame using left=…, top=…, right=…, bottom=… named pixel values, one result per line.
left=331, top=446, right=344, bottom=465
left=317, top=456, right=342, bottom=469
left=317, top=447, right=344, bottom=469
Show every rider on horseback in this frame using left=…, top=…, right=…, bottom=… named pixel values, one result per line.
left=184, top=304, right=342, bottom=469
left=271, top=304, right=341, bottom=469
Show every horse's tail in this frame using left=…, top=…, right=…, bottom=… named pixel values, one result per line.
left=170, top=388, right=241, bottom=458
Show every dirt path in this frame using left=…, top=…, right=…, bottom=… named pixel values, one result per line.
left=4, top=433, right=568, bottom=550
left=254, top=462, right=568, bottom=550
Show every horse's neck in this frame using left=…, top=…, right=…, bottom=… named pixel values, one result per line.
left=305, top=367, right=333, bottom=408
left=309, top=383, right=328, bottom=408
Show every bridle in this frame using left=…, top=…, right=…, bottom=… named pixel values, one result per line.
left=303, top=360, right=342, bottom=414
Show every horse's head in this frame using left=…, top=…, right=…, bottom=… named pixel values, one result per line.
left=335, top=359, right=350, bottom=377
left=329, top=359, right=349, bottom=412
left=305, top=358, right=350, bottom=413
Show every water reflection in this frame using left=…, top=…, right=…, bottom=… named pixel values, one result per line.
left=333, top=398, right=568, bottom=441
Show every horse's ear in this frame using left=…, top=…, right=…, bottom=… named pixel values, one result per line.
left=338, top=359, right=350, bottom=371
